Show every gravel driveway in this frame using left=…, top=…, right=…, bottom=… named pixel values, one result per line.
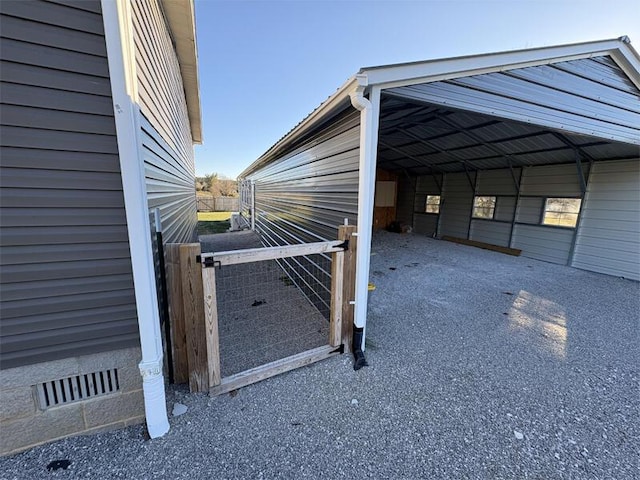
left=2, top=232, right=638, bottom=479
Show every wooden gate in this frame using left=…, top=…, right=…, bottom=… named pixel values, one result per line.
left=166, top=225, right=356, bottom=395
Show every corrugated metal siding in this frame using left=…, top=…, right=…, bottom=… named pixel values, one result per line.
left=572, top=159, right=640, bottom=280
left=131, top=0, right=196, bottom=245
left=439, top=172, right=474, bottom=238
left=469, top=219, right=511, bottom=246
left=246, top=108, right=360, bottom=317
left=388, top=56, right=640, bottom=145
left=396, top=175, right=415, bottom=226
left=520, top=164, right=583, bottom=197
left=511, top=164, right=586, bottom=264
left=411, top=175, right=441, bottom=235
left=467, top=168, right=519, bottom=246
left=414, top=214, right=438, bottom=236
left=0, top=0, right=138, bottom=369
left=511, top=224, right=574, bottom=264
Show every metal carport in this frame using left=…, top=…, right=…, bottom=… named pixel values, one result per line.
left=240, top=36, right=640, bottom=355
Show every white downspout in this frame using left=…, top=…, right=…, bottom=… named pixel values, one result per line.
left=101, top=0, right=169, bottom=438
left=349, top=75, right=381, bottom=353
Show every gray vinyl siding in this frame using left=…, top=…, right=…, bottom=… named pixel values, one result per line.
left=245, top=107, right=360, bottom=317
left=387, top=56, right=640, bottom=145
left=572, top=159, right=640, bottom=280
left=439, top=172, right=475, bottom=238
left=469, top=220, right=512, bottom=247
left=132, top=0, right=197, bottom=245
left=0, top=0, right=138, bottom=369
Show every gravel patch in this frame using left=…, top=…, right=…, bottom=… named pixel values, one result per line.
left=2, top=231, right=638, bottom=479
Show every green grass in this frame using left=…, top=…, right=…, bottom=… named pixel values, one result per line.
left=197, top=211, right=232, bottom=221
left=197, top=211, right=232, bottom=235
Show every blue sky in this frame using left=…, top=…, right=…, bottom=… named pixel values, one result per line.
left=193, top=0, right=640, bottom=178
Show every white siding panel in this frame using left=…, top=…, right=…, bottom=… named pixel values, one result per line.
left=572, top=159, right=640, bottom=280
left=512, top=224, right=574, bottom=264
left=470, top=220, right=511, bottom=247
left=439, top=172, right=474, bottom=238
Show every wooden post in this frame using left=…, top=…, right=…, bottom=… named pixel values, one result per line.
left=165, top=244, right=188, bottom=384
left=329, top=248, right=344, bottom=347
left=338, top=225, right=357, bottom=353
left=201, top=262, right=221, bottom=388
left=179, top=243, right=208, bottom=392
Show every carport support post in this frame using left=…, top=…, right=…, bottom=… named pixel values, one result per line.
left=350, top=78, right=381, bottom=356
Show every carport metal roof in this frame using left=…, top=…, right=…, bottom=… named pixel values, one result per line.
left=241, top=36, right=640, bottom=177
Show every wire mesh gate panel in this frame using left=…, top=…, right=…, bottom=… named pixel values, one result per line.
left=215, top=254, right=331, bottom=376
left=200, top=239, right=347, bottom=395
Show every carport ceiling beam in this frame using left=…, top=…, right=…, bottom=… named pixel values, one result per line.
left=437, top=115, right=522, bottom=168
left=549, top=131, right=592, bottom=194
left=390, top=128, right=475, bottom=172
left=379, top=140, right=445, bottom=174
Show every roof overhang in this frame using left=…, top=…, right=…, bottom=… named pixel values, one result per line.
left=360, top=36, right=640, bottom=91
left=242, top=37, right=640, bottom=178
left=161, top=0, right=202, bottom=144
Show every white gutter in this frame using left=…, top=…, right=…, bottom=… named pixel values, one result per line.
left=101, top=0, right=170, bottom=438
left=349, top=75, right=381, bottom=352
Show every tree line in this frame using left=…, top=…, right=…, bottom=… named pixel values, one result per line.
left=195, top=173, right=239, bottom=197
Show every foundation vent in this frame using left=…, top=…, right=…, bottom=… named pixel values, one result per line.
left=35, top=369, right=120, bottom=409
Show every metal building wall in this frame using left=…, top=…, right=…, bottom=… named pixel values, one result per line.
left=131, top=0, right=197, bottom=245
left=0, top=0, right=139, bottom=369
left=439, top=172, right=475, bottom=239
left=469, top=168, right=520, bottom=247
left=511, top=164, right=586, bottom=264
left=572, top=159, right=640, bottom=280
left=411, top=175, right=442, bottom=235
left=388, top=56, right=640, bottom=145
left=246, top=107, right=360, bottom=316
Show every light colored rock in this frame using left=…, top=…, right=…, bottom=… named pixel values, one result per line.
left=514, top=430, right=524, bottom=440
left=173, top=403, right=188, bottom=416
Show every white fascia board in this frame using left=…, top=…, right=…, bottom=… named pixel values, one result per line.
left=364, top=38, right=635, bottom=90
left=239, top=76, right=359, bottom=178
left=610, top=41, right=640, bottom=90
left=101, top=0, right=169, bottom=439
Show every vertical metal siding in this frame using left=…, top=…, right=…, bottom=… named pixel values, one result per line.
left=411, top=174, right=441, bottom=235
left=0, top=0, right=139, bottom=369
left=246, top=108, right=360, bottom=317
left=510, top=164, right=587, bottom=264
left=395, top=175, right=415, bottom=226
left=387, top=56, right=640, bottom=145
left=469, top=220, right=511, bottom=246
left=439, top=172, right=475, bottom=238
left=572, top=159, right=640, bottom=280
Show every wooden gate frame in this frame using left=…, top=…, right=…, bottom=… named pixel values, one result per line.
left=166, top=225, right=357, bottom=395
